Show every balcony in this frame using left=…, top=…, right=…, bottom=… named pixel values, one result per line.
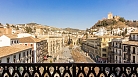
left=0, top=63, right=137, bottom=77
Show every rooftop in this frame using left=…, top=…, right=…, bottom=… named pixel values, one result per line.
left=4, top=34, right=18, bottom=39
left=131, top=29, right=138, bottom=34
left=122, top=41, right=138, bottom=46
left=97, top=35, right=122, bottom=38
left=19, top=36, right=41, bottom=43
left=0, top=44, right=32, bottom=58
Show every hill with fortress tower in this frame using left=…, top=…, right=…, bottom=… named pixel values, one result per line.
left=91, top=12, right=138, bottom=30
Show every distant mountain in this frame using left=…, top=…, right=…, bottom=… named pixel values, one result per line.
left=63, top=28, right=85, bottom=32
left=15, top=23, right=85, bottom=33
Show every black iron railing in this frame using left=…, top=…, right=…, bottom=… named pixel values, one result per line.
left=0, top=63, right=138, bottom=77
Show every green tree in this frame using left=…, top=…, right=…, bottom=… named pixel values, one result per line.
left=24, top=26, right=32, bottom=33
left=121, top=32, right=125, bottom=37
left=11, top=25, right=15, bottom=28
left=85, top=33, right=88, bottom=39
left=6, top=23, right=10, bottom=28
left=119, top=17, right=126, bottom=22
left=124, top=28, right=127, bottom=34
left=16, top=26, right=19, bottom=30
left=62, top=31, right=66, bottom=34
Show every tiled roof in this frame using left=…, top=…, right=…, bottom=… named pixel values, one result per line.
left=131, top=29, right=138, bottom=34
left=122, top=41, right=138, bottom=46
left=39, top=38, right=47, bottom=41
left=87, top=37, right=97, bottom=40
left=19, top=36, right=41, bottom=43
left=98, top=35, right=122, bottom=38
left=4, top=34, right=18, bottom=39
left=0, top=44, right=32, bottom=58
left=0, top=34, right=18, bottom=39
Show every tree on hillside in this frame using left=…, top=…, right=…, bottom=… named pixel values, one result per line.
left=84, top=32, right=88, bottom=39
left=6, top=23, right=10, bottom=28
left=76, top=38, right=83, bottom=45
left=11, top=25, right=15, bottom=28
left=24, top=26, right=32, bottom=33
left=124, top=28, right=127, bottom=34
left=121, top=32, right=125, bottom=37
left=16, top=26, right=19, bottom=30
left=119, top=17, right=126, bottom=22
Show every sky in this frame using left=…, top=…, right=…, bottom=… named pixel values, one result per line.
left=0, top=0, right=138, bottom=30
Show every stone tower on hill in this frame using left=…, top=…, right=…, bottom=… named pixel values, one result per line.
left=108, top=12, right=113, bottom=19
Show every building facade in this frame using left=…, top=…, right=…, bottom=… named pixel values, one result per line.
left=0, top=34, right=18, bottom=47
left=81, top=37, right=98, bottom=62
left=19, top=36, right=47, bottom=63
left=0, top=44, right=32, bottom=63
left=108, top=29, right=138, bottom=63
left=108, top=38, right=128, bottom=63
left=81, top=35, right=121, bottom=63
left=37, top=35, right=64, bottom=62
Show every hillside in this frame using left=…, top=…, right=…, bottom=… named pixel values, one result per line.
left=63, top=28, right=85, bottom=32
left=91, top=17, right=138, bottom=30
left=15, top=23, right=85, bottom=33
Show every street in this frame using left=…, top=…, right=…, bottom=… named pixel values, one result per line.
left=55, top=46, right=74, bottom=63
left=55, top=45, right=96, bottom=63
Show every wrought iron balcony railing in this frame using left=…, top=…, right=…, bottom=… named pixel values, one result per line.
left=0, top=63, right=137, bottom=77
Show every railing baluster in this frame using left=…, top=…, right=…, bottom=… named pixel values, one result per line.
left=0, top=63, right=138, bottom=77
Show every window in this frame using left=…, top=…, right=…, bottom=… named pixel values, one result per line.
left=30, top=57, right=31, bottom=63
left=102, top=54, right=106, bottom=57
left=112, top=42, right=114, bottom=46
left=119, top=50, right=121, bottom=56
left=27, top=58, right=28, bottom=63
left=17, top=40, right=18, bottom=43
left=19, top=53, right=21, bottom=60
left=23, top=52, right=25, bottom=57
left=30, top=50, right=31, bottom=54
left=102, top=48, right=106, bottom=52
left=133, top=56, right=135, bottom=63
left=119, top=43, right=121, bottom=48
left=124, top=46, right=126, bottom=51
left=133, top=47, right=135, bottom=54
left=14, top=40, right=16, bottom=43
left=11, top=40, right=13, bottom=44
left=133, top=35, right=135, bottom=40
left=119, top=58, right=121, bottom=63
left=31, top=44, right=33, bottom=46
left=27, top=51, right=28, bottom=56
left=13, top=55, right=16, bottom=63
left=124, top=54, right=126, bottom=59
left=7, top=57, right=10, bottom=63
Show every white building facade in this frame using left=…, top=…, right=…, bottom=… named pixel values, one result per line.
left=0, top=45, right=32, bottom=63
